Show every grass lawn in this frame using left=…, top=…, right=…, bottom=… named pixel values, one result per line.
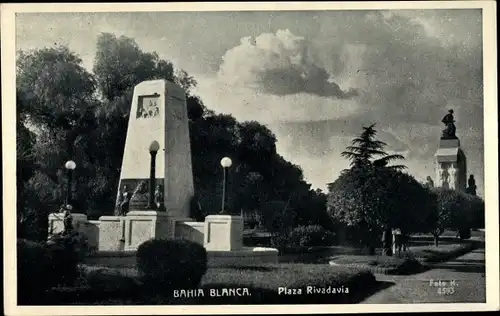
left=408, top=237, right=481, bottom=263
left=330, top=255, right=422, bottom=275
left=332, top=255, right=414, bottom=268
left=330, top=233, right=482, bottom=274
left=43, top=263, right=378, bottom=305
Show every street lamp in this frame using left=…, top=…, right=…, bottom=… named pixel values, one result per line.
left=220, top=157, right=232, bottom=214
left=147, top=141, right=160, bottom=209
left=64, top=160, right=76, bottom=206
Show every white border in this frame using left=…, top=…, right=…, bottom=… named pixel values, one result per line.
left=2, top=2, right=498, bottom=315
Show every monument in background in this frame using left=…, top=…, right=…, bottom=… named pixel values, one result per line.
left=50, top=79, right=278, bottom=266
left=112, top=80, right=194, bottom=250
left=116, top=80, right=194, bottom=218
left=434, top=109, right=467, bottom=191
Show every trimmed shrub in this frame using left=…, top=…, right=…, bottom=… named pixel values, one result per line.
left=289, top=225, right=336, bottom=247
left=458, top=228, right=471, bottom=240
left=17, top=239, right=52, bottom=304
left=136, top=239, right=208, bottom=296
left=46, top=231, right=89, bottom=286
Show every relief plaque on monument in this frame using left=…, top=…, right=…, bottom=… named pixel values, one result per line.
left=136, top=94, right=160, bottom=119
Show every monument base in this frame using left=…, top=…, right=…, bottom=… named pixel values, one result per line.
left=123, top=210, right=168, bottom=251
left=48, top=213, right=87, bottom=236
left=204, top=215, right=244, bottom=251
left=123, top=210, right=192, bottom=251
left=435, top=136, right=467, bottom=191
left=98, top=216, right=126, bottom=251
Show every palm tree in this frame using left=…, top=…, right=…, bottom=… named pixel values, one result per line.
left=341, top=123, right=407, bottom=171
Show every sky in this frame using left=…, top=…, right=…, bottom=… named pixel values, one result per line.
left=15, top=9, right=484, bottom=195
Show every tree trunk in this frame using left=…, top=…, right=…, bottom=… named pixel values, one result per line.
left=381, top=228, right=393, bottom=256
left=433, top=234, right=439, bottom=247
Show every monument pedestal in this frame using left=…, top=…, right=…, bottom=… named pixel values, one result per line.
left=48, top=213, right=87, bottom=236
left=434, top=137, right=467, bottom=191
left=204, top=215, right=244, bottom=251
left=123, top=210, right=168, bottom=251
left=123, top=210, right=192, bottom=251
left=98, top=216, right=126, bottom=251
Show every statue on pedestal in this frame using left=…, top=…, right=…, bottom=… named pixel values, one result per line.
left=59, top=204, right=72, bottom=213
left=441, top=167, right=450, bottom=189
left=441, top=109, right=457, bottom=139
left=154, top=184, right=165, bottom=211
left=425, top=176, right=434, bottom=189
left=116, top=185, right=131, bottom=216
left=467, top=174, right=477, bottom=195
left=63, top=207, right=73, bottom=235
left=449, top=165, right=457, bottom=189
left=437, top=167, right=443, bottom=187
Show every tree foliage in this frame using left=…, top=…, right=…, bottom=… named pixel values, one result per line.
left=327, top=166, right=435, bottom=247
left=341, top=124, right=407, bottom=171
left=328, top=124, right=432, bottom=252
left=93, top=33, right=175, bottom=101
left=432, top=188, right=485, bottom=243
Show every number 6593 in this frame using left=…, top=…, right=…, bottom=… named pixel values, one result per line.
left=437, top=287, right=455, bottom=295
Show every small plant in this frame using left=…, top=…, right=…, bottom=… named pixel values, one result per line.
left=136, top=239, right=208, bottom=297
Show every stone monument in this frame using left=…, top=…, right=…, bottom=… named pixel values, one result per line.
left=434, top=109, right=467, bottom=191
left=50, top=79, right=278, bottom=266
left=111, top=80, right=195, bottom=250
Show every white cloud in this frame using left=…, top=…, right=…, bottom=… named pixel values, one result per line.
left=217, top=29, right=358, bottom=98
left=194, top=74, right=361, bottom=125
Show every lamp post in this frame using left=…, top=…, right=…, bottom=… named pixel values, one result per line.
left=147, top=141, right=160, bottom=209
left=220, top=157, right=232, bottom=214
left=64, top=160, right=76, bottom=206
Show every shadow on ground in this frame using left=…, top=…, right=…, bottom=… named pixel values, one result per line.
left=453, top=259, right=485, bottom=264
left=408, top=237, right=464, bottom=247
left=426, top=262, right=486, bottom=274
left=220, top=266, right=275, bottom=272
left=347, top=281, right=395, bottom=303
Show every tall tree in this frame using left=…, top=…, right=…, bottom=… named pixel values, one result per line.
left=17, top=46, right=98, bottom=158
left=16, top=46, right=100, bottom=239
left=329, top=124, right=420, bottom=255
left=341, top=124, right=407, bottom=171
left=431, top=188, right=467, bottom=246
